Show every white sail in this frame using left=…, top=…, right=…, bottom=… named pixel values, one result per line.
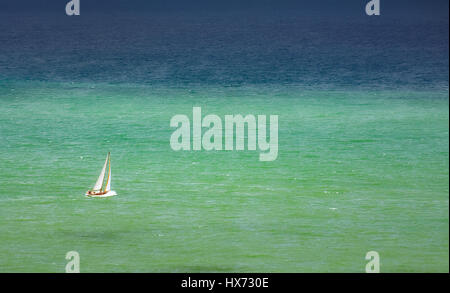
left=105, top=154, right=111, bottom=191
left=93, top=153, right=108, bottom=191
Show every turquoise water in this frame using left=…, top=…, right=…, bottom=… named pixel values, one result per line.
left=0, top=81, right=448, bottom=272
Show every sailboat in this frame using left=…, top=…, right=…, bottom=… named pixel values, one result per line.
left=85, top=152, right=117, bottom=198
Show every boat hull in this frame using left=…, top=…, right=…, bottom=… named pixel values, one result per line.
left=85, top=190, right=117, bottom=198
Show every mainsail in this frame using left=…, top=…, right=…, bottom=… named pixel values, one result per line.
left=93, top=153, right=109, bottom=191
left=105, top=154, right=112, bottom=192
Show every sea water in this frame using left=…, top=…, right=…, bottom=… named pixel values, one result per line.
left=0, top=12, right=448, bottom=272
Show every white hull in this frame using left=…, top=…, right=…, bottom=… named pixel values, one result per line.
left=85, top=190, right=117, bottom=198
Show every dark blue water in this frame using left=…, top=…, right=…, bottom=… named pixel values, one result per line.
left=0, top=12, right=448, bottom=90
